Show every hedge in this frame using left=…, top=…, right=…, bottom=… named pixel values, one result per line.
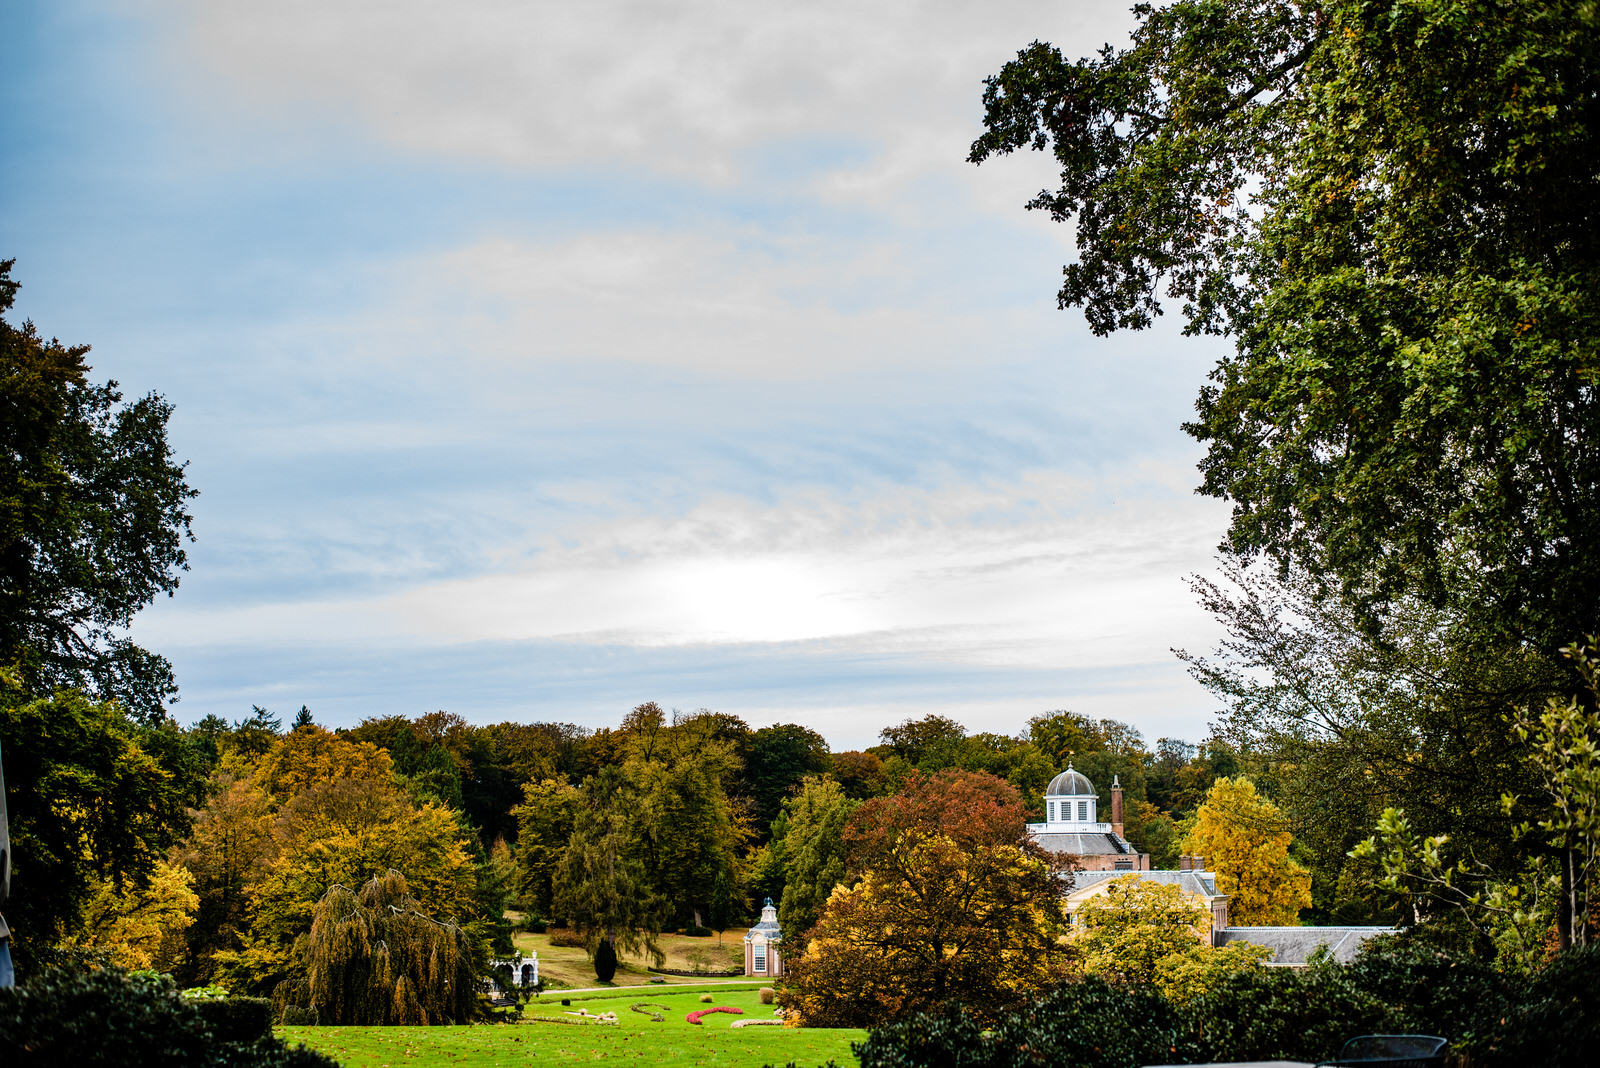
left=0, top=968, right=336, bottom=1068
left=852, top=938, right=1599, bottom=1068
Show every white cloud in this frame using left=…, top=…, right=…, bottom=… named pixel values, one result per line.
left=138, top=469, right=1232, bottom=673
left=156, top=0, right=1133, bottom=184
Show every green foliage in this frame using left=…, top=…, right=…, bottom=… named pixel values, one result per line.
left=746, top=723, right=832, bottom=829
left=191, top=996, right=273, bottom=1043
left=0, top=967, right=336, bottom=1067
left=973, top=3, right=1600, bottom=660
left=513, top=778, right=583, bottom=918
left=551, top=766, right=665, bottom=967
left=773, top=775, right=859, bottom=945
left=593, top=938, right=617, bottom=983
left=0, top=260, right=197, bottom=720
left=0, top=687, right=201, bottom=969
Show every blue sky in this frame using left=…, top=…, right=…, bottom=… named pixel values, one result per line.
left=1, top=0, right=1236, bottom=749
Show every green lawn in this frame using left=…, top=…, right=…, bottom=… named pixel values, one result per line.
left=279, top=986, right=865, bottom=1068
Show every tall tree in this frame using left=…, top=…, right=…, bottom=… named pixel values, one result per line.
left=551, top=767, right=664, bottom=974
left=0, top=686, right=200, bottom=969
left=1183, top=777, right=1312, bottom=926
left=970, top=2, right=1600, bottom=660
left=775, top=776, right=860, bottom=945
left=746, top=723, right=832, bottom=831
left=511, top=779, right=582, bottom=920
left=782, top=769, right=1068, bottom=1027
left=0, top=260, right=197, bottom=719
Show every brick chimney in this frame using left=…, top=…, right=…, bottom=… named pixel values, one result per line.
left=1110, top=775, right=1125, bottom=837
left=1192, top=855, right=1206, bottom=872
left=1178, top=854, right=1192, bottom=871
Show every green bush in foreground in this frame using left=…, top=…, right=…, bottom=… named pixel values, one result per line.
left=854, top=939, right=1599, bottom=1068
left=0, top=967, right=336, bottom=1068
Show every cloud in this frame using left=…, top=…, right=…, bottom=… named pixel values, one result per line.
left=138, top=469, right=1231, bottom=670
left=157, top=0, right=1133, bottom=184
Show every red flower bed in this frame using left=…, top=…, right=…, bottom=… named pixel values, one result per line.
left=685, top=1006, right=745, bottom=1025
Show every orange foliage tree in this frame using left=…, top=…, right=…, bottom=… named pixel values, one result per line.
left=781, top=770, right=1070, bottom=1026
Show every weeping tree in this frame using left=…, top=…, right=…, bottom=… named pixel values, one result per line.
left=284, top=870, right=477, bottom=1025
left=552, top=766, right=665, bottom=981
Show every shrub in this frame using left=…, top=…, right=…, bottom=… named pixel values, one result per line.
left=1480, top=943, right=1600, bottom=1067
left=0, top=968, right=337, bottom=1068
left=593, top=940, right=618, bottom=983
left=699, top=993, right=714, bottom=1003
left=193, top=998, right=274, bottom=1044
left=760, top=987, right=776, bottom=1004
left=685, top=925, right=713, bottom=937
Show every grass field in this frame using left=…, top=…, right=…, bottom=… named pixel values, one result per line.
left=512, top=926, right=748, bottom=988
left=280, top=985, right=865, bottom=1068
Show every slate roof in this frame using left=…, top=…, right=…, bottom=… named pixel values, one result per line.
left=1217, top=926, right=1393, bottom=964
left=1034, top=831, right=1139, bottom=856
left=1067, top=868, right=1222, bottom=897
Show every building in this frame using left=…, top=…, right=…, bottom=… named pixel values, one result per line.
left=1033, top=765, right=1392, bottom=964
left=1027, top=765, right=1150, bottom=872
left=743, top=897, right=784, bottom=978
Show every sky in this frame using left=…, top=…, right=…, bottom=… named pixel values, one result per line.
left=0, top=0, right=1238, bottom=749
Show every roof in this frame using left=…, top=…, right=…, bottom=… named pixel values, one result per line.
left=1045, top=766, right=1096, bottom=797
left=1217, top=926, right=1393, bottom=965
left=1067, top=869, right=1223, bottom=899
left=1034, top=831, right=1138, bottom=856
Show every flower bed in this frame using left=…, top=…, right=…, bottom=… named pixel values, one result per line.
left=685, top=1006, right=744, bottom=1025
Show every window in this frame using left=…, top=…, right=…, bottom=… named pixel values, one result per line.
left=1048, top=801, right=1056, bottom=822
left=1078, top=801, right=1088, bottom=821
left=753, top=943, right=766, bottom=973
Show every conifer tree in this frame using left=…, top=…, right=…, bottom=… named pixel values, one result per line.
left=551, top=766, right=664, bottom=978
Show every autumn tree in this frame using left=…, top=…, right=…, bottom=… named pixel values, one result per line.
left=65, top=859, right=198, bottom=970
left=0, top=686, right=200, bottom=969
left=291, top=870, right=476, bottom=1025
left=173, top=771, right=272, bottom=983
left=1072, top=875, right=1271, bottom=999
left=1184, top=777, right=1311, bottom=925
left=781, top=770, right=1069, bottom=1026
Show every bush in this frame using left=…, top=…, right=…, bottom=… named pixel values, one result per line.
left=684, top=925, right=713, bottom=937
left=193, top=998, right=274, bottom=1044
left=699, top=993, right=714, bottom=1003
left=760, top=987, right=776, bottom=1004
left=1480, top=943, right=1600, bottom=1067
left=0, top=968, right=337, bottom=1068
left=593, top=940, right=617, bottom=983
left=547, top=928, right=587, bottom=948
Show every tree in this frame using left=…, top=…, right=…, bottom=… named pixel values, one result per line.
left=213, top=778, right=478, bottom=995
left=0, top=260, right=197, bottom=720
left=971, top=3, right=1600, bottom=664
left=511, top=779, right=582, bottom=919
left=783, top=834, right=1067, bottom=1027
left=1072, top=877, right=1272, bottom=1001
left=65, top=859, right=198, bottom=970
left=550, top=767, right=664, bottom=976
left=746, top=723, right=832, bottom=830
left=781, top=770, right=1069, bottom=1026
left=775, top=776, right=860, bottom=945
left=0, top=686, right=199, bottom=969
left=295, top=870, right=476, bottom=1025
left=877, top=714, right=967, bottom=769
left=171, top=771, right=273, bottom=984
left=1184, top=777, right=1312, bottom=926
left=1181, top=560, right=1555, bottom=920
left=831, top=749, right=888, bottom=799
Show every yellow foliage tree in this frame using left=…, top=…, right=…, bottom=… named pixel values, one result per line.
left=1183, top=776, right=1312, bottom=925
left=251, top=725, right=394, bottom=802
left=215, top=777, right=477, bottom=994
left=783, top=834, right=1068, bottom=1027
left=67, top=859, right=199, bottom=969
left=1072, top=875, right=1273, bottom=1000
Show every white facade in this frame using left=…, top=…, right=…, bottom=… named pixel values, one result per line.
left=1028, top=765, right=1113, bottom=834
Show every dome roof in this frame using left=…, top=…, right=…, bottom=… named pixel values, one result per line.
left=1045, top=766, right=1096, bottom=797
